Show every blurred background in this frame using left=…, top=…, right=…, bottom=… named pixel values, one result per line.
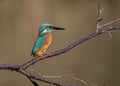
left=0, top=0, right=120, bottom=86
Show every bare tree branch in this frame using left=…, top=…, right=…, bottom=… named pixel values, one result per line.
left=21, top=26, right=120, bottom=69
left=0, top=26, right=120, bottom=86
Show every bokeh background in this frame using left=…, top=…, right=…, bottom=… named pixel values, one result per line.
left=0, top=0, right=120, bottom=86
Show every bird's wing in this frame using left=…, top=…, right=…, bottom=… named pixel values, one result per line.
left=31, top=35, right=45, bottom=55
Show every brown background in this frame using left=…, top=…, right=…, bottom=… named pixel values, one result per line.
left=0, top=0, right=120, bottom=86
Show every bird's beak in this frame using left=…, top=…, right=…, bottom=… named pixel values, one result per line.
left=50, top=26, right=66, bottom=30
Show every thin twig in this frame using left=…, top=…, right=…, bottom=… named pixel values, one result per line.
left=107, top=31, right=112, bottom=38
left=96, top=1, right=103, bottom=32
left=71, top=75, right=88, bottom=85
left=98, top=18, right=120, bottom=29
left=27, top=76, right=39, bottom=86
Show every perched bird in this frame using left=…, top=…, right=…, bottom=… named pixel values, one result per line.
left=31, top=23, right=65, bottom=57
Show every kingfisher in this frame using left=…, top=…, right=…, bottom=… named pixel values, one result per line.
left=31, top=23, right=65, bottom=58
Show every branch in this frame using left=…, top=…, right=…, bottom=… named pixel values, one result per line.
left=0, top=64, right=73, bottom=86
left=0, top=26, right=120, bottom=86
left=21, top=26, right=120, bottom=69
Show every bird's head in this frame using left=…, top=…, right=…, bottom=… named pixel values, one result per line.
left=39, top=23, right=65, bottom=35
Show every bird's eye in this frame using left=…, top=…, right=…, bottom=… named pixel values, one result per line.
left=49, top=26, right=54, bottom=29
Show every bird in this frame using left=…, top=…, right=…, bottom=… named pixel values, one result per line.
left=31, top=23, right=65, bottom=58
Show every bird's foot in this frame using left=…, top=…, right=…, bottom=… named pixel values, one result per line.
left=44, top=52, right=52, bottom=56
left=37, top=54, right=45, bottom=58
left=36, top=52, right=51, bottom=58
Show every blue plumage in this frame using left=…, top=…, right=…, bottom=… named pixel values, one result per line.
left=31, top=34, right=45, bottom=55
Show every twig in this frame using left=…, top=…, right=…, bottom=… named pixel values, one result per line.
left=27, top=76, right=39, bottom=86
left=96, top=1, right=103, bottom=32
left=107, top=31, right=112, bottom=38
left=98, top=18, right=120, bottom=29
left=71, top=75, right=88, bottom=85
left=96, top=1, right=120, bottom=31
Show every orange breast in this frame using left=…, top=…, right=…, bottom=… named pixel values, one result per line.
left=35, top=32, right=52, bottom=56
left=44, top=32, right=52, bottom=47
